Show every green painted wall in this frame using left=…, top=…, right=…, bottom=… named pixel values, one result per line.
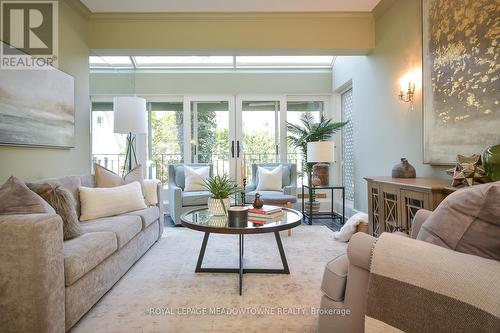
left=0, top=1, right=90, bottom=182
left=332, top=0, right=448, bottom=213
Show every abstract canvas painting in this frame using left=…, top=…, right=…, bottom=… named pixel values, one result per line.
left=0, top=68, right=75, bottom=148
left=422, top=0, right=500, bottom=164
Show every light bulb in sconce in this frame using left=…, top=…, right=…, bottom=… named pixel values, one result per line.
left=398, top=69, right=418, bottom=105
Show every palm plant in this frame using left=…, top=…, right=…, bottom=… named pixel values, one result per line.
left=287, top=113, right=348, bottom=203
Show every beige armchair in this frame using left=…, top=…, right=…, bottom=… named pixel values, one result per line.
left=317, top=209, right=439, bottom=333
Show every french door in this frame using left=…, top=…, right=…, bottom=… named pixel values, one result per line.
left=145, top=94, right=330, bottom=188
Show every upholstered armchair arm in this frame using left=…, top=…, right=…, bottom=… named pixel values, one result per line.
left=283, top=185, right=296, bottom=196
left=0, top=214, right=65, bottom=333
left=411, top=209, right=432, bottom=239
left=168, top=183, right=183, bottom=225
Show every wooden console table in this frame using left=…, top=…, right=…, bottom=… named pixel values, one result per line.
left=364, top=177, right=455, bottom=236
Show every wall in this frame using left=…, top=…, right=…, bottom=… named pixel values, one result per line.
left=332, top=0, right=447, bottom=213
left=89, top=12, right=374, bottom=55
left=0, top=0, right=90, bottom=182
left=90, top=71, right=333, bottom=95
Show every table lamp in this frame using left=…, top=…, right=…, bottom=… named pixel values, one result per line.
left=113, top=96, right=147, bottom=174
left=307, top=141, right=335, bottom=186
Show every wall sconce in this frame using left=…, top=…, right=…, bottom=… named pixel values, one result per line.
left=398, top=70, right=417, bottom=103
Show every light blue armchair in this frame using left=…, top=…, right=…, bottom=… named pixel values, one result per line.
left=245, top=163, right=297, bottom=207
left=168, top=163, right=213, bottom=225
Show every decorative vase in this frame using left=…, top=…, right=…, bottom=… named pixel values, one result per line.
left=313, top=163, right=329, bottom=186
left=252, top=193, right=264, bottom=209
left=207, top=197, right=230, bottom=216
left=483, top=144, right=500, bottom=181
left=392, top=158, right=416, bottom=178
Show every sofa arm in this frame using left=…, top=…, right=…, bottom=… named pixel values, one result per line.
left=411, top=209, right=432, bottom=239
left=347, top=232, right=377, bottom=270
left=0, top=214, right=65, bottom=333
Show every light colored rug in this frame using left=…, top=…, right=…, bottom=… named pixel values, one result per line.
left=70, top=225, right=347, bottom=333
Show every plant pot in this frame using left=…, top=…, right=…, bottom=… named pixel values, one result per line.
left=304, top=201, right=321, bottom=213
left=207, top=197, right=230, bottom=216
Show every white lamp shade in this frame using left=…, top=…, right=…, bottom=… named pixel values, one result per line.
left=113, top=97, right=147, bottom=134
left=307, top=141, right=335, bottom=163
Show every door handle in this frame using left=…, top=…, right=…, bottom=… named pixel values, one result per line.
left=236, top=140, right=240, bottom=158
left=275, top=144, right=279, bottom=155
left=231, top=141, right=235, bottom=158
left=193, top=144, right=197, bottom=156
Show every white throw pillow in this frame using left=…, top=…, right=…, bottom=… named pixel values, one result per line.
left=256, top=165, right=283, bottom=191
left=79, top=181, right=147, bottom=221
left=184, top=165, right=210, bottom=192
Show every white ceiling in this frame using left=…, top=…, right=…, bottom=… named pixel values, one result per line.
left=80, top=0, right=382, bottom=13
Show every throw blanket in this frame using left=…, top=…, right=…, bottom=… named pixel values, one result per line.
left=333, top=212, right=368, bottom=242
left=366, top=233, right=500, bottom=333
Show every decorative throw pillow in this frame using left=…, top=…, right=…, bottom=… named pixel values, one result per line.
left=0, top=176, right=55, bottom=215
left=94, top=163, right=149, bottom=204
left=184, top=165, right=210, bottom=192
left=256, top=165, right=283, bottom=191
left=27, top=183, right=84, bottom=240
left=417, top=181, right=500, bottom=261
left=79, top=181, right=147, bottom=221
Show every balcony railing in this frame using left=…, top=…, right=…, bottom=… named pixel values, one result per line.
left=91, top=152, right=304, bottom=186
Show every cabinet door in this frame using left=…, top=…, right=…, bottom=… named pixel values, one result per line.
left=381, top=185, right=401, bottom=233
left=401, top=190, right=428, bottom=234
left=368, top=183, right=382, bottom=237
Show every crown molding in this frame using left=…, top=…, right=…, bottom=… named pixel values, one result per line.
left=65, top=0, right=92, bottom=20
left=89, top=11, right=373, bottom=23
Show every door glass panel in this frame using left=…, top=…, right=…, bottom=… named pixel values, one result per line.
left=241, top=101, right=279, bottom=183
left=286, top=101, right=324, bottom=184
left=191, top=101, right=230, bottom=176
left=150, top=102, right=184, bottom=186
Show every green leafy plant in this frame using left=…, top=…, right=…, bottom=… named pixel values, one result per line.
left=286, top=113, right=348, bottom=202
left=202, top=174, right=240, bottom=199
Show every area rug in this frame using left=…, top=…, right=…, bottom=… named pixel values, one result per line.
left=69, top=226, right=347, bottom=333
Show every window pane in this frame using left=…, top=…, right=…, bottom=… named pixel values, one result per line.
left=91, top=109, right=126, bottom=174
left=236, top=56, right=334, bottom=68
left=134, top=56, right=233, bottom=68
left=150, top=102, right=184, bottom=185
left=286, top=101, right=324, bottom=184
left=191, top=101, right=230, bottom=176
left=242, top=101, right=279, bottom=183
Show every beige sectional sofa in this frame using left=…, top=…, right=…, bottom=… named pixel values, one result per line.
left=0, top=174, right=163, bottom=333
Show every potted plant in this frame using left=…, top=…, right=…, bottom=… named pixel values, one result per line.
left=202, top=174, right=239, bottom=216
left=287, top=113, right=348, bottom=212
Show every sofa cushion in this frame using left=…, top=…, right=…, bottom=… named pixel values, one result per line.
left=181, top=191, right=211, bottom=206
left=184, top=165, right=210, bottom=192
left=256, top=165, right=282, bottom=191
left=63, top=232, right=117, bottom=286
left=124, top=206, right=160, bottom=229
left=321, top=254, right=348, bottom=301
left=417, top=181, right=500, bottom=261
left=252, top=164, right=291, bottom=187
left=80, top=215, right=142, bottom=249
left=0, top=176, right=55, bottom=215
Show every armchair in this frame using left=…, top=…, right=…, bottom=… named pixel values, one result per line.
left=168, top=163, right=213, bottom=225
left=244, top=163, right=297, bottom=206
left=318, top=207, right=500, bottom=332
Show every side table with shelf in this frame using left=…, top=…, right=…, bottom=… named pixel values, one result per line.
left=301, top=184, right=345, bottom=225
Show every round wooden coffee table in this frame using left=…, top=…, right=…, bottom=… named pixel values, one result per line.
left=180, top=207, right=302, bottom=295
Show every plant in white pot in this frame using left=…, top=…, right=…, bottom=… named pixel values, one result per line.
left=202, top=174, right=239, bottom=216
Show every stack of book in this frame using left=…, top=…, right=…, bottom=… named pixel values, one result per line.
left=247, top=205, right=284, bottom=225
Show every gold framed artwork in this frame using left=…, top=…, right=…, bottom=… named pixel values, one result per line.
left=422, top=0, right=500, bottom=164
